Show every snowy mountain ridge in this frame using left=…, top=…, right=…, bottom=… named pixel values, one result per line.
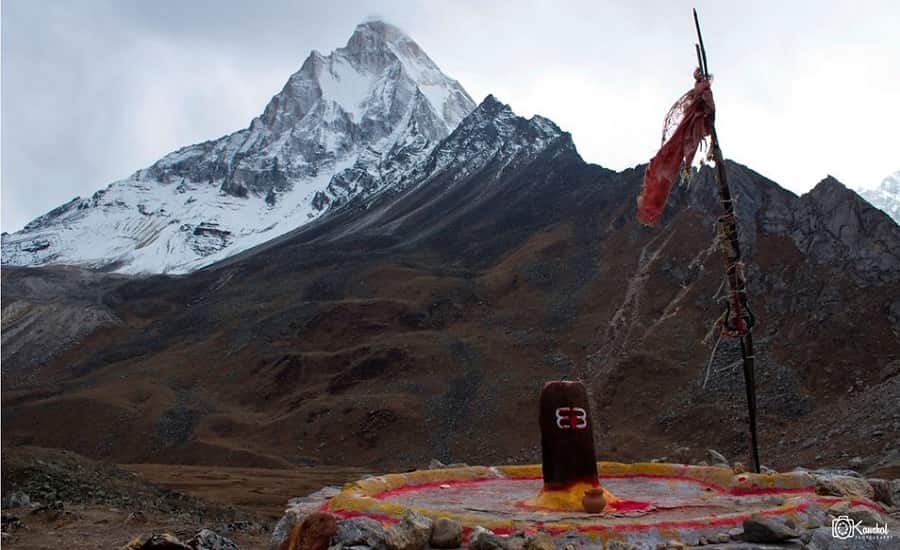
left=2, top=20, right=475, bottom=274
left=395, top=94, right=570, bottom=194
left=857, top=170, right=900, bottom=225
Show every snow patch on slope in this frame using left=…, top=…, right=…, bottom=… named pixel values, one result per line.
left=857, top=170, right=900, bottom=224
left=1, top=164, right=351, bottom=274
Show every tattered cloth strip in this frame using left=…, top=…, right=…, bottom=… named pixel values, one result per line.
left=637, top=73, right=715, bottom=225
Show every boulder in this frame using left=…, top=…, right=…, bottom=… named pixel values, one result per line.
left=705, top=449, right=729, bottom=467
left=384, top=510, right=432, bottom=550
left=523, top=533, right=554, bottom=550
left=815, top=475, right=874, bottom=500
left=468, top=529, right=506, bottom=550
left=502, top=531, right=527, bottom=550
left=867, top=478, right=896, bottom=508
left=741, top=514, right=799, bottom=542
left=1, top=491, right=31, bottom=509
left=335, top=516, right=388, bottom=550
left=187, top=529, right=239, bottom=550
left=846, top=505, right=886, bottom=527
left=828, top=501, right=853, bottom=517
left=429, top=517, right=463, bottom=548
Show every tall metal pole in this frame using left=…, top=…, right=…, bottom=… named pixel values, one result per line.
left=693, top=9, right=761, bottom=473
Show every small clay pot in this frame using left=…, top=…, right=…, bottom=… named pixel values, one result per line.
left=582, top=488, right=607, bottom=513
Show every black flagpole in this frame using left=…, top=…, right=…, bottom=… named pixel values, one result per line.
left=693, top=8, right=761, bottom=473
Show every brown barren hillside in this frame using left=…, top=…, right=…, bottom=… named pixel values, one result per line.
left=3, top=97, right=899, bottom=478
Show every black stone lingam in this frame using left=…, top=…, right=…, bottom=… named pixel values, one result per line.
left=539, top=380, right=599, bottom=488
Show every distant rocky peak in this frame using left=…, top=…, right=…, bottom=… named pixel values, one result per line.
left=857, top=170, right=900, bottom=225
left=458, top=95, right=565, bottom=143
left=804, top=174, right=874, bottom=214
left=469, top=94, right=514, bottom=120
left=879, top=170, right=900, bottom=194
left=413, top=95, right=576, bottom=187
left=473, top=93, right=508, bottom=115
left=810, top=173, right=898, bottom=209
left=809, top=174, right=848, bottom=195
left=791, top=174, right=900, bottom=284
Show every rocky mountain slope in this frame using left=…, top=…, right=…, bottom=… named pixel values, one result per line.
left=859, top=170, right=900, bottom=224
left=3, top=92, right=898, bottom=475
left=0, top=446, right=274, bottom=548
left=1, top=21, right=474, bottom=274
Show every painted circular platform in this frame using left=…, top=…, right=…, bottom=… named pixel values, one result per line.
left=324, top=462, right=887, bottom=546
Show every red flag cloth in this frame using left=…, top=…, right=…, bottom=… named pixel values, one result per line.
left=637, top=76, right=715, bottom=225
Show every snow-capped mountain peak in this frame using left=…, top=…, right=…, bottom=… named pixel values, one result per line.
left=259, top=21, right=471, bottom=138
left=857, top=170, right=900, bottom=225
left=2, top=20, right=475, bottom=274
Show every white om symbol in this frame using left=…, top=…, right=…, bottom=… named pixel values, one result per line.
left=555, top=407, right=588, bottom=429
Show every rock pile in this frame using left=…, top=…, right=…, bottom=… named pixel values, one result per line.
left=1, top=447, right=248, bottom=521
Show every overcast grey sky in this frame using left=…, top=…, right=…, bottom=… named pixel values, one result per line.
left=2, top=0, right=898, bottom=233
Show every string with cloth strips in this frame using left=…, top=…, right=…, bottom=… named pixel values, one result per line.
left=635, top=69, right=755, bottom=340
